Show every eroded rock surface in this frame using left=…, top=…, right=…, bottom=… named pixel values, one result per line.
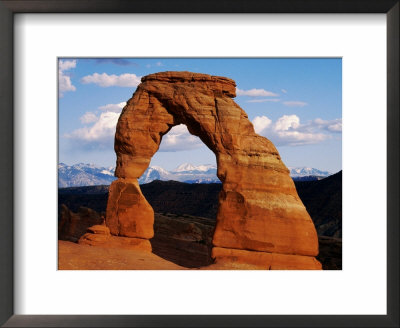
left=58, top=204, right=104, bottom=242
left=211, top=247, right=322, bottom=270
left=106, top=71, right=320, bottom=269
left=79, top=223, right=151, bottom=252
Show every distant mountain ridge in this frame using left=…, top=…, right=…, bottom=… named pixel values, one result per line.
left=138, top=163, right=218, bottom=184
left=58, top=163, right=332, bottom=187
left=288, top=167, right=331, bottom=178
left=58, top=163, right=116, bottom=188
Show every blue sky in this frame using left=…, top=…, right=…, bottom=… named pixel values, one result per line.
left=59, top=58, right=342, bottom=173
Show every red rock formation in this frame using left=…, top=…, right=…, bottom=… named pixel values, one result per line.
left=106, top=71, right=320, bottom=269
left=106, top=179, right=154, bottom=238
left=79, top=224, right=151, bottom=252
left=211, top=247, right=322, bottom=270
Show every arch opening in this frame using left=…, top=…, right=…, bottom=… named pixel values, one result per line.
left=138, top=123, right=221, bottom=268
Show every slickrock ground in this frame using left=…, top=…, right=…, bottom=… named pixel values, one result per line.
left=58, top=240, right=261, bottom=270
left=58, top=239, right=324, bottom=270
left=58, top=240, right=185, bottom=270
left=105, top=71, right=320, bottom=269
left=58, top=241, right=317, bottom=271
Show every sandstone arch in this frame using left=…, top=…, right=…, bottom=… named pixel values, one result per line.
left=105, top=71, right=321, bottom=269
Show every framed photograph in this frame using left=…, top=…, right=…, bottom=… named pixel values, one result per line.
left=1, top=1, right=398, bottom=327
left=57, top=58, right=342, bottom=272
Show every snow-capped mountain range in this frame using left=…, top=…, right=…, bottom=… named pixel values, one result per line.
left=58, top=163, right=116, bottom=187
left=58, top=163, right=332, bottom=187
left=288, top=167, right=331, bottom=178
left=138, top=164, right=218, bottom=184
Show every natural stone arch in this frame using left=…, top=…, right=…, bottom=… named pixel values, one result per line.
left=105, top=71, right=321, bottom=269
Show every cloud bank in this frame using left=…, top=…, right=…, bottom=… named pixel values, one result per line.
left=98, top=102, right=127, bottom=113
left=81, top=72, right=141, bottom=87
left=252, top=114, right=341, bottom=146
left=66, top=111, right=120, bottom=144
left=80, top=112, right=98, bottom=124
left=59, top=59, right=77, bottom=97
left=236, top=88, right=278, bottom=97
left=236, top=86, right=310, bottom=107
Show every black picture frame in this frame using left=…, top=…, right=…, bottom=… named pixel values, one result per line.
left=0, top=1, right=398, bottom=327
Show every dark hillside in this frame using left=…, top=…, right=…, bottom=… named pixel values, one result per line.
left=295, top=171, right=342, bottom=238
left=59, top=185, right=109, bottom=213
left=141, top=180, right=221, bottom=219
left=58, top=172, right=342, bottom=238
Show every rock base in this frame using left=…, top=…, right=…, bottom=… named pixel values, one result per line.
left=59, top=241, right=183, bottom=270
left=211, top=247, right=322, bottom=270
left=78, top=225, right=152, bottom=252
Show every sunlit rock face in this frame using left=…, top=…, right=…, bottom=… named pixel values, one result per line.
left=106, top=71, right=320, bottom=269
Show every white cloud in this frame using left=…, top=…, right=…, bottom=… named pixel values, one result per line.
left=312, top=118, right=342, bottom=133
left=59, top=59, right=77, bottom=97
left=252, top=116, right=272, bottom=134
left=252, top=114, right=341, bottom=146
left=236, top=88, right=278, bottom=97
left=274, top=115, right=300, bottom=131
left=281, top=89, right=288, bottom=94
left=273, top=130, right=328, bottom=146
left=80, top=72, right=141, bottom=87
left=247, top=98, right=280, bottom=103
left=159, top=124, right=203, bottom=152
left=98, top=102, right=126, bottom=113
left=66, top=111, right=120, bottom=143
left=283, top=101, right=308, bottom=107
left=59, top=60, right=76, bottom=71
left=64, top=100, right=127, bottom=149
left=327, top=122, right=342, bottom=132
left=80, top=112, right=98, bottom=124
left=59, top=74, right=76, bottom=95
